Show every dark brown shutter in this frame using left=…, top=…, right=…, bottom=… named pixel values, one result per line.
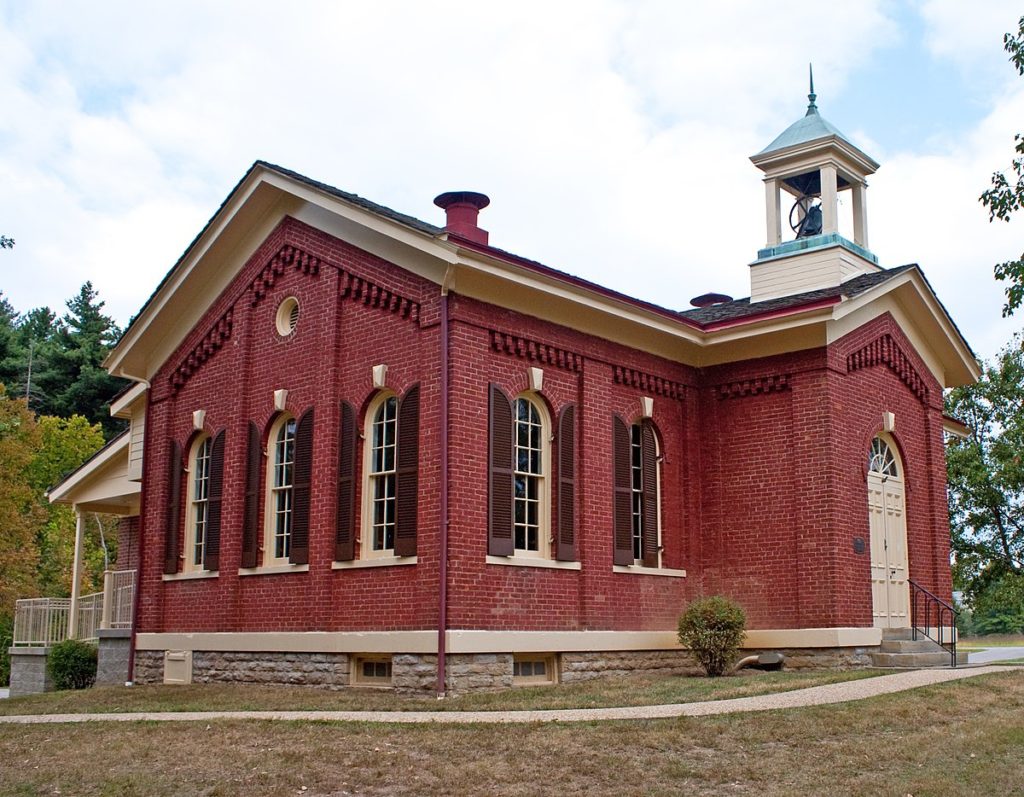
left=335, top=401, right=357, bottom=561
left=488, top=384, right=514, bottom=556
left=395, top=385, right=420, bottom=557
left=640, top=420, right=659, bottom=568
left=203, top=430, right=225, bottom=571
left=556, top=404, right=576, bottom=561
left=290, top=408, right=314, bottom=565
left=612, top=416, right=634, bottom=566
left=241, top=421, right=262, bottom=568
left=163, top=440, right=182, bottom=575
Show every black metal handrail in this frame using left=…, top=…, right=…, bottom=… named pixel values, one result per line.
left=908, top=579, right=959, bottom=667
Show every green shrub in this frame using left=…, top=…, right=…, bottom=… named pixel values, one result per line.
left=47, top=639, right=97, bottom=690
left=0, top=617, right=11, bottom=687
left=678, top=595, right=747, bottom=677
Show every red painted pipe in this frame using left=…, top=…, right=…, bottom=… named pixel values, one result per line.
left=437, top=290, right=450, bottom=695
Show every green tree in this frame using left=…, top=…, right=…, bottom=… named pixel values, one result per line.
left=0, top=386, right=43, bottom=622
left=28, top=415, right=107, bottom=596
left=34, top=283, right=127, bottom=437
left=981, top=15, right=1024, bottom=316
left=16, top=306, right=57, bottom=411
left=0, top=293, right=22, bottom=390
left=945, top=334, right=1024, bottom=614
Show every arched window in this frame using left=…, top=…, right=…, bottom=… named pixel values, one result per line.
left=368, top=394, right=398, bottom=554
left=513, top=396, right=545, bottom=553
left=185, top=435, right=212, bottom=570
left=269, top=415, right=297, bottom=562
left=349, top=386, right=420, bottom=561
left=488, top=386, right=553, bottom=558
left=868, top=436, right=899, bottom=477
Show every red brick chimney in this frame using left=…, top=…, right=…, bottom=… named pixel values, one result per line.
left=434, top=191, right=490, bottom=245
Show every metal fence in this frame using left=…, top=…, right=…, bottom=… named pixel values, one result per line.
left=102, top=569, right=136, bottom=630
left=11, top=569, right=136, bottom=647
left=12, top=597, right=72, bottom=647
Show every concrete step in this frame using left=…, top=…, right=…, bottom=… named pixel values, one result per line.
left=870, top=650, right=955, bottom=668
left=879, top=639, right=948, bottom=654
left=881, top=628, right=915, bottom=641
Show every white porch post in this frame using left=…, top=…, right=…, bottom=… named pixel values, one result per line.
left=820, top=164, right=839, bottom=235
left=68, top=506, right=86, bottom=639
left=764, top=177, right=781, bottom=246
left=852, top=181, right=869, bottom=248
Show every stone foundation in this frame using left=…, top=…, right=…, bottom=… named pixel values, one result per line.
left=751, top=646, right=875, bottom=670
left=96, top=630, right=132, bottom=686
left=561, top=649, right=701, bottom=682
left=130, top=645, right=879, bottom=692
left=7, top=647, right=53, bottom=697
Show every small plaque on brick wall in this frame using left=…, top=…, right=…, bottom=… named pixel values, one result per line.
left=853, top=537, right=866, bottom=555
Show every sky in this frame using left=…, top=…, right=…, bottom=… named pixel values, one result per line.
left=1, top=0, right=1022, bottom=363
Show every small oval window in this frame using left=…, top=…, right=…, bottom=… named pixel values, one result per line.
left=276, top=297, right=299, bottom=337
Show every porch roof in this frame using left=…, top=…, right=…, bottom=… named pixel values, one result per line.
left=47, top=431, right=141, bottom=516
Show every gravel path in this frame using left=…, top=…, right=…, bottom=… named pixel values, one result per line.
left=0, top=665, right=1017, bottom=725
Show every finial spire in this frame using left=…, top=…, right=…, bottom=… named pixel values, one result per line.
left=806, top=63, right=818, bottom=115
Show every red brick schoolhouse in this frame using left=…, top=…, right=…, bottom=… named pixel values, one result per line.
left=52, top=92, right=978, bottom=692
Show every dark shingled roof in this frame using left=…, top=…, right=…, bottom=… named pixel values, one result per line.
left=113, top=162, right=960, bottom=359
left=258, top=161, right=444, bottom=236
left=679, top=265, right=918, bottom=326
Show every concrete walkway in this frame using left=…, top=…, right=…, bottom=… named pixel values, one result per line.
left=0, top=665, right=1016, bottom=725
left=968, top=646, right=1024, bottom=664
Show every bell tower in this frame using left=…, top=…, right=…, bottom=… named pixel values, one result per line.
left=749, top=67, right=881, bottom=303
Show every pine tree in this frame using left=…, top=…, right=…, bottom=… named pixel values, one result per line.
left=34, top=283, right=127, bottom=438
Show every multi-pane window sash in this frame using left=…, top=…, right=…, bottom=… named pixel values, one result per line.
left=630, top=425, right=644, bottom=562
left=370, top=396, right=398, bottom=551
left=191, top=437, right=212, bottom=567
left=513, top=397, right=543, bottom=552
left=869, top=437, right=898, bottom=476
left=272, top=418, right=297, bottom=559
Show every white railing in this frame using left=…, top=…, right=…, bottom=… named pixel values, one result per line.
left=11, top=569, right=136, bottom=647
left=12, top=597, right=72, bottom=647
left=102, top=569, right=136, bottom=630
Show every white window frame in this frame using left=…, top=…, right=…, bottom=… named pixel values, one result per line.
left=183, top=434, right=212, bottom=573
left=512, top=653, right=558, bottom=686
left=351, top=654, right=393, bottom=687
left=263, top=414, right=297, bottom=566
left=360, top=392, right=400, bottom=559
left=512, top=393, right=551, bottom=559
left=632, top=421, right=662, bottom=568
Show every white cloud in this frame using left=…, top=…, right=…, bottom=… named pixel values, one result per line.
left=0, top=1, right=1019, bottom=362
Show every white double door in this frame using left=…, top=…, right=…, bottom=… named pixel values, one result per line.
left=867, top=473, right=909, bottom=628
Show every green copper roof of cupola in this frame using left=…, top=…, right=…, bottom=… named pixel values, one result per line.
left=756, top=66, right=856, bottom=156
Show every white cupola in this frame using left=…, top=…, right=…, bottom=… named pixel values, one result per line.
left=749, top=67, right=881, bottom=302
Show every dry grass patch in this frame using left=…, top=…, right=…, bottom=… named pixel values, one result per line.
left=0, top=669, right=884, bottom=716
left=959, top=633, right=1024, bottom=648
left=0, top=671, right=1020, bottom=796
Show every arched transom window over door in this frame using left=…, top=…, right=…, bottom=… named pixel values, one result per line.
left=866, top=435, right=909, bottom=629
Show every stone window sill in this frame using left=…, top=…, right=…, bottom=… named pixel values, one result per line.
left=238, top=564, right=310, bottom=577
left=162, top=570, right=218, bottom=581
left=486, top=555, right=582, bottom=571
left=612, top=565, right=686, bottom=578
left=332, top=556, right=417, bottom=570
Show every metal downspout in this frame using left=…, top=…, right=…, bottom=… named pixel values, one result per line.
left=437, top=272, right=453, bottom=695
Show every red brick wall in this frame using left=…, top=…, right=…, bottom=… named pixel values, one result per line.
left=116, top=516, right=140, bottom=572
left=136, top=217, right=954, bottom=637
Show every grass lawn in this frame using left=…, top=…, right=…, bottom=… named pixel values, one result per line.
left=0, top=668, right=884, bottom=716
left=959, top=633, right=1024, bottom=649
left=0, top=670, right=1019, bottom=796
